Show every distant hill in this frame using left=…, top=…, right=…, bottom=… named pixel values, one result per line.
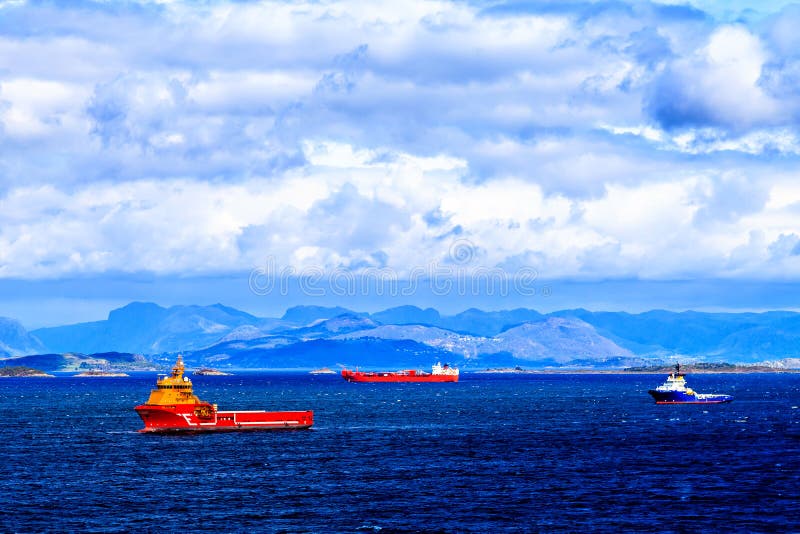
left=336, top=324, right=486, bottom=358
left=0, top=351, right=152, bottom=372
left=485, top=318, right=634, bottom=364
left=273, top=314, right=380, bottom=339
left=336, top=317, right=634, bottom=366
left=180, top=337, right=454, bottom=369
left=437, top=308, right=545, bottom=336
left=550, top=309, right=800, bottom=362
left=0, top=317, right=46, bottom=357
left=183, top=334, right=302, bottom=367
left=32, top=302, right=269, bottom=354
left=216, top=325, right=270, bottom=343
left=367, top=305, right=545, bottom=336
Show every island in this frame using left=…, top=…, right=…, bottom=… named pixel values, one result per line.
left=74, top=370, right=130, bottom=377
left=193, top=368, right=232, bottom=376
left=309, top=367, right=336, bottom=375
left=0, top=366, right=54, bottom=377
left=475, top=366, right=530, bottom=373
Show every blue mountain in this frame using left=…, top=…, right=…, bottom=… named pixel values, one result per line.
left=32, top=302, right=267, bottom=354
left=10, top=302, right=800, bottom=368
left=272, top=314, right=379, bottom=339
left=332, top=317, right=637, bottom=366
left=179, top=337, right=454, bottom=369
left=0, top=317, right=46, bottom=357
left=437, top=308, right=545, bottom=336
left=549, top=309, right=800, bottom=360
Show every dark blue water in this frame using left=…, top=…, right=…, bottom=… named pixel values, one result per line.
left=1, top=373, right=799, bottom=532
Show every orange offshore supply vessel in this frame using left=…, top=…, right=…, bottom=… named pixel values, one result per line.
left=341, top=362, right=459, bottom=383
left=134, top=356, right=313, bottom=432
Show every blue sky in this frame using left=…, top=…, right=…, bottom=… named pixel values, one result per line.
left=3, top=0, right=800, bottom=326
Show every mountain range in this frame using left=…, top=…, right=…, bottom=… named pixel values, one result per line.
left=2, top=302, right=800, bottom=370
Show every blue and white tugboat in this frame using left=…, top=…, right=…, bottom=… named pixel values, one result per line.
left=648, top=364, right=733, bottom=404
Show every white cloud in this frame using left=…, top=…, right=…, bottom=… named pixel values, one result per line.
left=190, top=70, right=318, bottom=111
left=0, top=78, right=91, bottom=139
left=647, top=25, right=785, bottom=130
left=702, top=26, right=778, bottom=123
left=0, top=138, right=799, bottom=281
left=2, top=1, right=800, bottom=283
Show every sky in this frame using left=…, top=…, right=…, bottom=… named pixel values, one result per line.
left=4, top=0, right=800, bottom=327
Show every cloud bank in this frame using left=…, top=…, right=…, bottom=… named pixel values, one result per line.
left=3, top=0, right=800, bottom=283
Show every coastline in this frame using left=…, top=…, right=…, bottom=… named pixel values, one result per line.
left=0, top=373, right=55, bottom=377
left=473, top=367, right=800, bottom=374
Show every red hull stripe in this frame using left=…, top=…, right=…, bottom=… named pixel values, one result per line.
left=654, top=401, right=730, bottom=404
left=341, top=371, right=458, bottom=383
left=135, top=405, right=313, bottom=432
left=343, top=377, right=458, bottom=383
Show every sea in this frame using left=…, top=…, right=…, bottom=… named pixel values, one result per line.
left=1, top=372, right=799, bottom=533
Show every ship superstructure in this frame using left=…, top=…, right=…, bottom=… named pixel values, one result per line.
left=134, top=356, right=313, bottom=432
left=648, top=364, right=733, bottom=404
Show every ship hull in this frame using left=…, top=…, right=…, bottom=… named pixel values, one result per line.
left=341, top=370, right=458, bottom=383
left=648, top=391, right=733, bottom=404
left=135, top=404, right=314, bottom=432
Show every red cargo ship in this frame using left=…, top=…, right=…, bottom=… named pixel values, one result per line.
left=134, top=356, right=313, bottom=432
left=341, top=362, right=459, bottom=383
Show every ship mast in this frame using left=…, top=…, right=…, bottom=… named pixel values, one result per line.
left=172, top=355, right=185, bottom=380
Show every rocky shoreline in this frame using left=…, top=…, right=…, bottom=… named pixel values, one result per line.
left=74, top=370, right=130, bottom=377
left=193, top=368, right=232, bottom=376
left=309, top=367, right=337, bottom=375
